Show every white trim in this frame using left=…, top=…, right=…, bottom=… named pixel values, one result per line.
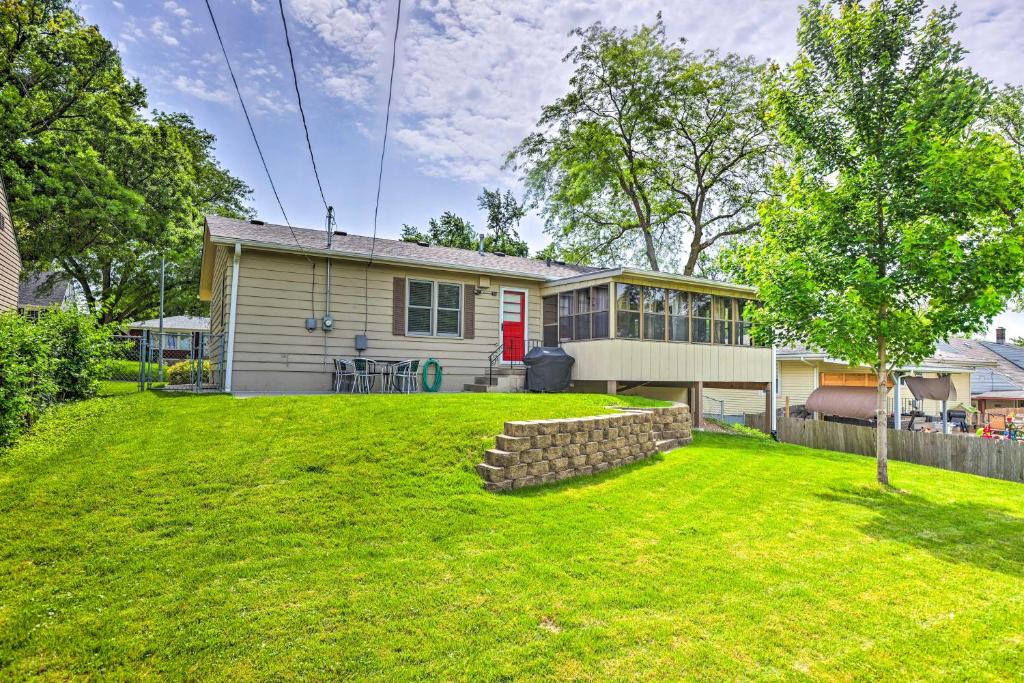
left=225, top=242, right=241, bottom=393
left=498, top=287, right=528, bottom=364
left=770, top=345, right=777, bottom=432
left=405, top=278, right=463, bottom=338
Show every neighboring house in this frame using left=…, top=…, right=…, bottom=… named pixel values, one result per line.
left=704, top=345, right=982, bottom=423
left=17, top=271, right=81, bottom=319
left=941, top=330, right=1024, bottom=413
left=0, top=175, right=20, bottom=312
left=198, top=215, right=773, bottom=416
left=128, top=315, right=210, bottom=360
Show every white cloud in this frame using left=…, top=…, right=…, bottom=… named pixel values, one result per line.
left=163, top=1, right=189, bottom=18
left=150, top=17, right=180, bottom=46
left=172, top=75, right=233, bottom=104
left=112, top=1, right=125, bottom=10
left=288, top=0, right=800, bottom=183
left=286, top=0, right=1024, bottom=185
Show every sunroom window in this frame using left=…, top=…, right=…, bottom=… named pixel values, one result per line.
left=616, top=284, right=641, bottom=339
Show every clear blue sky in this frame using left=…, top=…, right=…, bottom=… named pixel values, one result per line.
left=81, top=0, right=1024, bottom=340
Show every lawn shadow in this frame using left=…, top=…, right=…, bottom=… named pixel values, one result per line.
left=509, top=453, right=665, bottom=498
left=819, top=486, right=1024, bottom=577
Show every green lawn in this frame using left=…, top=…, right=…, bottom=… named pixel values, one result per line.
left=1, top=392, right=1022, bottom=680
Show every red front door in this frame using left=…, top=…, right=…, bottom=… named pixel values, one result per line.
left=502, top=290, right=526, bottom=361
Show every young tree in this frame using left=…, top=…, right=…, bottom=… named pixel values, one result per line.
left=507, top=19, right=678, bottom=271
left=477, top=188, right=529, bottom=256
left=736, top=0, right=1024, bottom=485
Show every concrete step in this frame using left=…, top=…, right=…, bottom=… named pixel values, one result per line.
left=490, top=366, right=526, bottom=376
left=474, top=376, right=499, bottom=386
left=463, top=383, right=491, bottom=392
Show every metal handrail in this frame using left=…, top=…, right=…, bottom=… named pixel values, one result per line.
left=488, top=338, right=544, bottom=387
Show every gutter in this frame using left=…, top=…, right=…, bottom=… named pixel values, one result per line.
left=208, top=235, right=553, bottom=282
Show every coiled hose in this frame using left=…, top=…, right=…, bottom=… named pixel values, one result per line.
left=421, top=358, right=442, bottom=392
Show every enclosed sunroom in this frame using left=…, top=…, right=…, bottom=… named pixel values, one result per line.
left=538, top=268, right=774, bottom=423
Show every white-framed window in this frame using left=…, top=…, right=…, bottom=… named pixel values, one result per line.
left=407, top=279, right=461, bottom=337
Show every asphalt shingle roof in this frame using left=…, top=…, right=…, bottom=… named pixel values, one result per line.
left=941, top=338, right=1024, bottom=395
left=129, top=315, right=210, bottom=332
left=18, top=272, right=69, bottom=308
left=206, top=215, right=601, bottom=281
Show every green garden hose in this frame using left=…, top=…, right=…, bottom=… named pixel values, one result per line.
left=421, top=358, right=442, bottom=392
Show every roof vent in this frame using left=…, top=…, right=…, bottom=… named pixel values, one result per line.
left=333, top=230, right=347, bottom=236
left=545, top=257, right=552, bottom=267
left=493, top=251, right=506, bottom=257
left=555, top=260, right=566, bottom=266
left=416, top=240, right=430, bottom=247
left=250, top=219, right=265, bottom=226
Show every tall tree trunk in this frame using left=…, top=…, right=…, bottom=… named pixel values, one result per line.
left=876, top=337, right=889, bottom=486
left=642, top=227, right=660, bottom=271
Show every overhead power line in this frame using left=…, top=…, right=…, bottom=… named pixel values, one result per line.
left=362, top=0, right=403, bottom=334
left=277, top=0, right=330, bottom=213
left=203, top=0, right=294, bottom=232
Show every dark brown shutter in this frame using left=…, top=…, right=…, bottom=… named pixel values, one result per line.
left=392, top=277, right=406, bottom=335
left=463, top=284, right=475, bottom=339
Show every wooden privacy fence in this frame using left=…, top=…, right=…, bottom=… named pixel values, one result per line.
left=761, top=416, right=1024, bottom=484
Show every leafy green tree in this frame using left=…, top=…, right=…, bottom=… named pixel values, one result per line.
left=734, top=0, right=1024, bottom=485
left=508, top=19, right=677, bottom=271
left=663, top=52, right=773, bottom=274
left=1, top=1, right=251, bottom=323
left=400, top=212, right=477, bottom=250
left=508, top=18, right=772, bottom=274
left=477, top=188, right=528, bottom=256
left=533, top=242, right=592, bottom=266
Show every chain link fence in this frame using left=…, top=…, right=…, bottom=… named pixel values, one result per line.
left=104, top=332, right=225, bottom=391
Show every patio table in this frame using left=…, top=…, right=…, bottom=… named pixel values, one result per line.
left=370, top=359, right=403, bottom=393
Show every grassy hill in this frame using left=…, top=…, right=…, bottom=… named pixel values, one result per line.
left=1, top=390, right=1022, bottom=680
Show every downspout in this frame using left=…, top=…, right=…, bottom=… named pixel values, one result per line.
left=892, top=371, right=902, bottom=431
left=770, top=345, right=778, bottom=438
left=224, top=242, right=241, bottom=393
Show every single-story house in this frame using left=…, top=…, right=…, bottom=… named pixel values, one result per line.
left=0, top=175, right=21, bottom=312
left=705, top=345, right=985, bottom=424
left=940, top=331, right=1024, bottom=414
left=197, top=215, right=774, bottom=421
left=128, top=315, right=211, bottom=359
left=17, top=271, right=83, bottom=319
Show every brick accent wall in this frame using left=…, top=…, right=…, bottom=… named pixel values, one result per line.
left=476, top=405, right=692, bottom=492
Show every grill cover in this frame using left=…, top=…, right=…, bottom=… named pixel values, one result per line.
left=523, top=347, right=575, bottom=392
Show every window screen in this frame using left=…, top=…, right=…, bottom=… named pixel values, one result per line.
left=436, top=283, right=461, bottom=336
left=691, top=293, right=711, bottom=343
left=616, top=284, right=641, bottom=339
left=407, top=280, right=434, bottom=335
left=642, top=287, right=666, bottom=341
left=668, top=290, right=689, bottom=342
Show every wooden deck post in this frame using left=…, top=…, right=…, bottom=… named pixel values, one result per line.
left=764, top=383, right=773, bottom=434
left=606, top=380, right=618, bottom=395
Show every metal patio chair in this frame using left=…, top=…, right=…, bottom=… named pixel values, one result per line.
left=393, top=359, right=420, bottom=393
left=333, top=358, right=356, bottom=393
left=352, top=358, right=376, bottom=394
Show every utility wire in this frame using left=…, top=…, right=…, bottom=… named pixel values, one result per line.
left=277, top=0, right=329, bottom=214
left=203, top=0, right=295, bottom=235
left=203, top=0, right=315, bottom=322
left=363, top=0, right=403, bottom=333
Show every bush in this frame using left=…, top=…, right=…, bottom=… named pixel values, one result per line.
left=0, top=313, right=54, bottom=446
left=36, top=309, right=116, bottom=401
left=0, top=310, right=114, bottom=447
left=166, top=360, right=210, bottom=385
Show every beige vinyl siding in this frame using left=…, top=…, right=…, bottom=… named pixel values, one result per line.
left=779, top=361, right=817, bottom=408
left=207, top=246, right=231, bottom=378
left=560, top=338, right=772, bottom=384
left=702, top=388, right=767, bottom=416
left=0, top=183, right=20, bottom=312
left=225, top=248, right=541, bottom=393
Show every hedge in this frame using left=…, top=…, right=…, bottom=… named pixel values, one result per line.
left=0, top=309, right=115, bottom=447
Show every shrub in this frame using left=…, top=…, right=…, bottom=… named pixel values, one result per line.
left=166, top=360, right=210, bottom=385
left=0, top=309, right=115, bottom=447
left=36, top=309, right=116, bottom=401
left=0, top=313, right=54, bottom=447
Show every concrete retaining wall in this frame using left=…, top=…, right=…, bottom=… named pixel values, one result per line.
left=476, top=405, right=692, bottom=492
